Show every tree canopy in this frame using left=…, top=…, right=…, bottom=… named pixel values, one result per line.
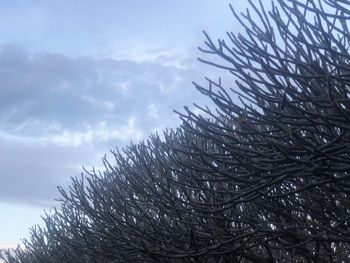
left=2, top=0, right=350, bottom=262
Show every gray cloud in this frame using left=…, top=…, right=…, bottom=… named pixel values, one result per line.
left=0, top=44, right=216, bottom=206
left=0, top=139, right=88, bottom=206
left=0, top=44, right=206, bottom=132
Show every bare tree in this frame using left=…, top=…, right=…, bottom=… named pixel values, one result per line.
left=2, top=0, right=350, bottom=262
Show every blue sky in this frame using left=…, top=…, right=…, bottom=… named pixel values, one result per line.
left=0, top=0, right=251, bottom=247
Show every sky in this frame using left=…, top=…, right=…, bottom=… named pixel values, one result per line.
left=0, top=0, right=250, bottom=248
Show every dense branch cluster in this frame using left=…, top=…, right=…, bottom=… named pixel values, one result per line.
left=2, top=0, right=350, bottom=262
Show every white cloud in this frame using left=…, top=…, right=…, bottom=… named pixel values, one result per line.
left=47, top=118, right=143, bottom=147
left=147, top=103, right=159, bottom=119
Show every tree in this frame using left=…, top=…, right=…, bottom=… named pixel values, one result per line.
left=2, top=0, right=350, bottom=262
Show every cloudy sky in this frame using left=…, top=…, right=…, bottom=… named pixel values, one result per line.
left=0, top=0, right=250, bottom=247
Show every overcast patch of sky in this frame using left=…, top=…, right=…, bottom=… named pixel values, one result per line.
left=0, top=0, right=251, bottom=246
left=0, top=0, right=235, bottom=57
